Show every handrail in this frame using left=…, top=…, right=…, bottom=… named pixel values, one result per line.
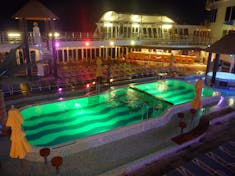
left=0, top=31, right=213, bottom=46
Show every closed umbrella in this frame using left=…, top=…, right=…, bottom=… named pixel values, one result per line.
left=191, top=79, right=204, bottom=110
left=6, top=105, right=32, bottom=159
left=169, top=53, right=174, bottom=70
left=96, top=57, right=103, bottom=93
left=96, top=57, right=103, bottom=78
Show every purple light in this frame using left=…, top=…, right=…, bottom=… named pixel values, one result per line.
left=58, top=88, right=63, bottom=93
left=58, top=97, right=64, bottom=101
left=217, top=96, right=224, bottom=107
left=55, top=42, right=60, bottom=48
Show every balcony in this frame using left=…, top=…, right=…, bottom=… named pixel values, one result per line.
left=0, top=31, right=212, bottom=49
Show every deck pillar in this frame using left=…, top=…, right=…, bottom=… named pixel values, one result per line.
left=211, top=53, right=220, bottom=86
left=205, top=52, right=212, bottom=76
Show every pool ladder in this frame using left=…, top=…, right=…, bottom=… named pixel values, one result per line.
left=140, top=103, right=149, bottom=120
left=152, top=104, right=163, bottom=115
left=139, top=103, right=163, bottom=120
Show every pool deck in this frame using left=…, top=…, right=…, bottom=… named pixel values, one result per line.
left=0, top=96, right=235, bottom=176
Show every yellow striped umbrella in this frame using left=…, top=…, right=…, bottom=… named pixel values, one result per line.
left=6, top=106, right=32, bottom=159
left=191, top=79, right=204, bottom=110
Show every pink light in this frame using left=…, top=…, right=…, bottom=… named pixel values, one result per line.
left=55, top=42, right=60, bottom=48
left=58, top=88, right=63, bottom=93
left=86, top=84, right=90, bottom=88
left=85, top=41, right=90, bottom=46
left=217, top=96, right=224, bottom=107
left=58, top=97, right=64, bottom=101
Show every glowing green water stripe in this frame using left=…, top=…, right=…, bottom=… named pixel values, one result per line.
left=29, top=111, right=144, bottom=145
left=25, top=106, right=133, bottom=135
left=23, top=103, right=113, bottom=127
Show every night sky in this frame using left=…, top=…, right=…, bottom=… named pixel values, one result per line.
left=0, top=0, right=207, bottom=32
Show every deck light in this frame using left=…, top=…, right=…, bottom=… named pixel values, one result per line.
left=55, top=42, right=60, bottom=48
left=85, top=42, right=90, bottom=46
left=58, top=88, right=62, bottom=93
left=54, top=32, right=60, bottom=37
left=104, top=22, right=113, bottom=27
left=8, top=33, right=21, bottom=37
left=131, top=15, right=141, bottom=22
left=48, top=32, right=60, bottom=38
left=162, top=24, right=172, bottom=29
left=229, top=98, right=234, bottom=106
left=109, top=41, right=114, bottom=46
left=130, top=40, right=136, bottom=45
left=132, top=23, right=140, bottom=28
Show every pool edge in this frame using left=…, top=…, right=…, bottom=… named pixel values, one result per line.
left=25, top=94, right=221, bottom=162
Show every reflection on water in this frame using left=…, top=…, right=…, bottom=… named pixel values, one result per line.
left=20, top=80, right=215, bottom=147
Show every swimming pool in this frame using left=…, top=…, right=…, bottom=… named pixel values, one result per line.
left=21, top=80, right=215, bottom=147
left=207, top=72, right=235, bottom=83
left=207, top=72, right=235, bottom=87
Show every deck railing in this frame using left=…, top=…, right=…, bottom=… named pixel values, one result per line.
left=0, top=31, right=212, bottom=46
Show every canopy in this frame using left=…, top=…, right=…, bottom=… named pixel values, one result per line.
left=99, top=11, right=175, bottom=24
left=206, top=31, right=235, bottom=55
left=12, top=0, right=59, bottom=21
left=6, top=106, right=32, bottom=159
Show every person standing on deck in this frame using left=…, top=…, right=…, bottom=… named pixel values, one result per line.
left=33, top=22, right=42, bottom=47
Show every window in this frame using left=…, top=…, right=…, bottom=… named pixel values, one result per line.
left=225, top=7, right=232, bottom=22
left=78, top=49, right=82, bottom=60
left=111, top=48, right=115, bottom=58
left=58, top=50, right=63, bottom=62
left=143, top=28, right=147, bottom=34
left=231, top=6, right=235, bottom=20
left=101, top=48, right=104, bottom=58
left=87, top=49, right=91, bottom=58
left=184, top=28, right=189, bottom=36
left=208, top=9, right=217, bottom=22
left=153, top=28, right=157, bottom=38
left=96, top=48, right=99, bottom=57
left=148, top=28, right=152, bottom=38
left=224, top=6, right=235, bottom=24
left=92, top=49, right=95, bottom=59
left=157, top=28, right=162, bottom=38
left=127, top=27, right=131, bottom=37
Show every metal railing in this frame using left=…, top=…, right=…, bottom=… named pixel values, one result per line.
left=0, top=31, right=213, bottom=47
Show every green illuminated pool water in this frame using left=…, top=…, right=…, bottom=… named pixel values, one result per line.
left=21, top=80, right=214, bottom=147
left=132, top=80, right=214, bottom=105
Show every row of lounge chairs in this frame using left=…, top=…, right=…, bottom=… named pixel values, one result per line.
left=167, top=138, right=235, bottom=176
left=1, top=63, right=181, bottom=96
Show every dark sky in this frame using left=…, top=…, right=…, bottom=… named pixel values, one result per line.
left=0, top=0, right=207, bottom=32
